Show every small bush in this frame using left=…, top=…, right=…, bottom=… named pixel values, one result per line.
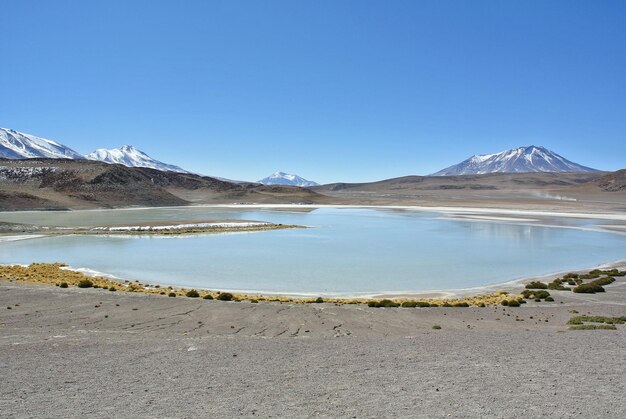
left=402, top=301, right=431, bottom=308
left=77, top=279, right=93, bottom=288
left=202, top=294, right=214, bottom=300
left=93, top=284, right=100, bottom=289
left=591, top=277, right=615, bottom=286
left=567, top=315, right=626, bottom=325
left=573, top=283, right=604, bottom=294
left=525, top=281, right=548, bottom=289
left=521, top=290, right=551, bottom=300
left=368, top=299, right=400, bottom=308
left=401, top=301, right=431, bottom=308
left=314, top=297, right=324, bottom=303
left=186, top=289, right=200, bottom=298
left=108, top=287, right=116, bottom=292
left=168, top=292, right=176, bottom=297
left=452, top=302, right=469, bottom=307
left=432, top=325, right=442, bottom=330
left=59, top=282, right=68, bottom=288
left=217, top=292, right=234, bottom=301
left=548, top=281, right=569, bottom=291
left=501, top=300, right=509, bottom=306
left=569, top=324, right=616, bottom=331
left=544, top=296, right=554, bottom=302
left=579, top=272, right=601, bottom=279
left=507, top=300, right=521, bottom=307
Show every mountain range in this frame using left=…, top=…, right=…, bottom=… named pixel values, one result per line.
left=432, top=146, right=598, bottom=176
left=1, top=127, right=187, bottom=173
left=0, top=128, right=603, bottom=183
left=259, top=171, right=319, bottom=187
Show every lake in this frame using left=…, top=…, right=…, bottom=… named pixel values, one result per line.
left=1, top=206, right=625, bottom=295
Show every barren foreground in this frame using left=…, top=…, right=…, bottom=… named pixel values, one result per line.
left=1, top=282, right=625, bottom=418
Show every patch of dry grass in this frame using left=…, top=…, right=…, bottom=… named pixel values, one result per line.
left=0, top=263, right=521, bottom=306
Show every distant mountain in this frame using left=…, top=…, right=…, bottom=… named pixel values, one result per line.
left=0, top=128, right=84, bottom=160
left=259, top=171, right=319, bottom=187
left=86, top=145, right=188, bottom=173
left=432, top=146, right=598, bottom=176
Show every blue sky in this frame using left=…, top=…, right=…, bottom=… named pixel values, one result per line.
left=1, top=1, right=625, bottom=183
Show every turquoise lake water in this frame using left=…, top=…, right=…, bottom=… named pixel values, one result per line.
left=1, top=207, right=625, bottom=295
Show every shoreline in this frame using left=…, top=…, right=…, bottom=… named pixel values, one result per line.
left=3, top=202, right=626, bottom=220
left=0, top=220, right=304, bottom=238
left=134, top=203, right=626, bottom=221
left=2, top=258, right=625, bottom=302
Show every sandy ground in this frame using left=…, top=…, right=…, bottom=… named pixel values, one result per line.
left=1, top=280, right=625, bottom=418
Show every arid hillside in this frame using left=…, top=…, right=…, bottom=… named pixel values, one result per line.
left=0, top=159, right=332, bottom=210
left=312, top=171, right=626, bottom=211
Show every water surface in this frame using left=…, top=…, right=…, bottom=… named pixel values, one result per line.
left=1, top=207, right=625, bottom=295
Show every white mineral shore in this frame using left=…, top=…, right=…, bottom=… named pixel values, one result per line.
left=90, top=221, right=272, bottom=232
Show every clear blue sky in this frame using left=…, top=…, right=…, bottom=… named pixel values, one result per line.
left=2, top=0, right=625, bottom=183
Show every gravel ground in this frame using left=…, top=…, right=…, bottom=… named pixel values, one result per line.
left=1, top=282, right=625, bottom=418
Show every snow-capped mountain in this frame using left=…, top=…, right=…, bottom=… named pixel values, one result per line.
left=86, top=145, right=188, bottom=173
left=432, top=146, right=598, bottom=176
left=259, top=171, right=319, bottom=187
left=0, top=127, right=84, bottom=160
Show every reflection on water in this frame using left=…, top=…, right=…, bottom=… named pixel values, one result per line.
left=1, top=208, right=625, bottom=294
left=463, top=221, right=544, bottom=242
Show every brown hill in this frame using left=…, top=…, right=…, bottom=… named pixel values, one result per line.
left=594, top=169, right=626, bottom=192
left=314, top=172, right=606, bottom=194
left=312, top=171, right=626, bottom=210
left=0, top=159, right=331, bottom=210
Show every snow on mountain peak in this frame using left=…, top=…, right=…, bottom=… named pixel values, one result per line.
left=432, top=146, right=598, bottom=176
left=259, top=171, right=319, bottom=187
left=1, top=127, right=191, bottom=174
left=0, top=127, right=84, bottom=160
left=86, top=145, right=188, bottom=173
